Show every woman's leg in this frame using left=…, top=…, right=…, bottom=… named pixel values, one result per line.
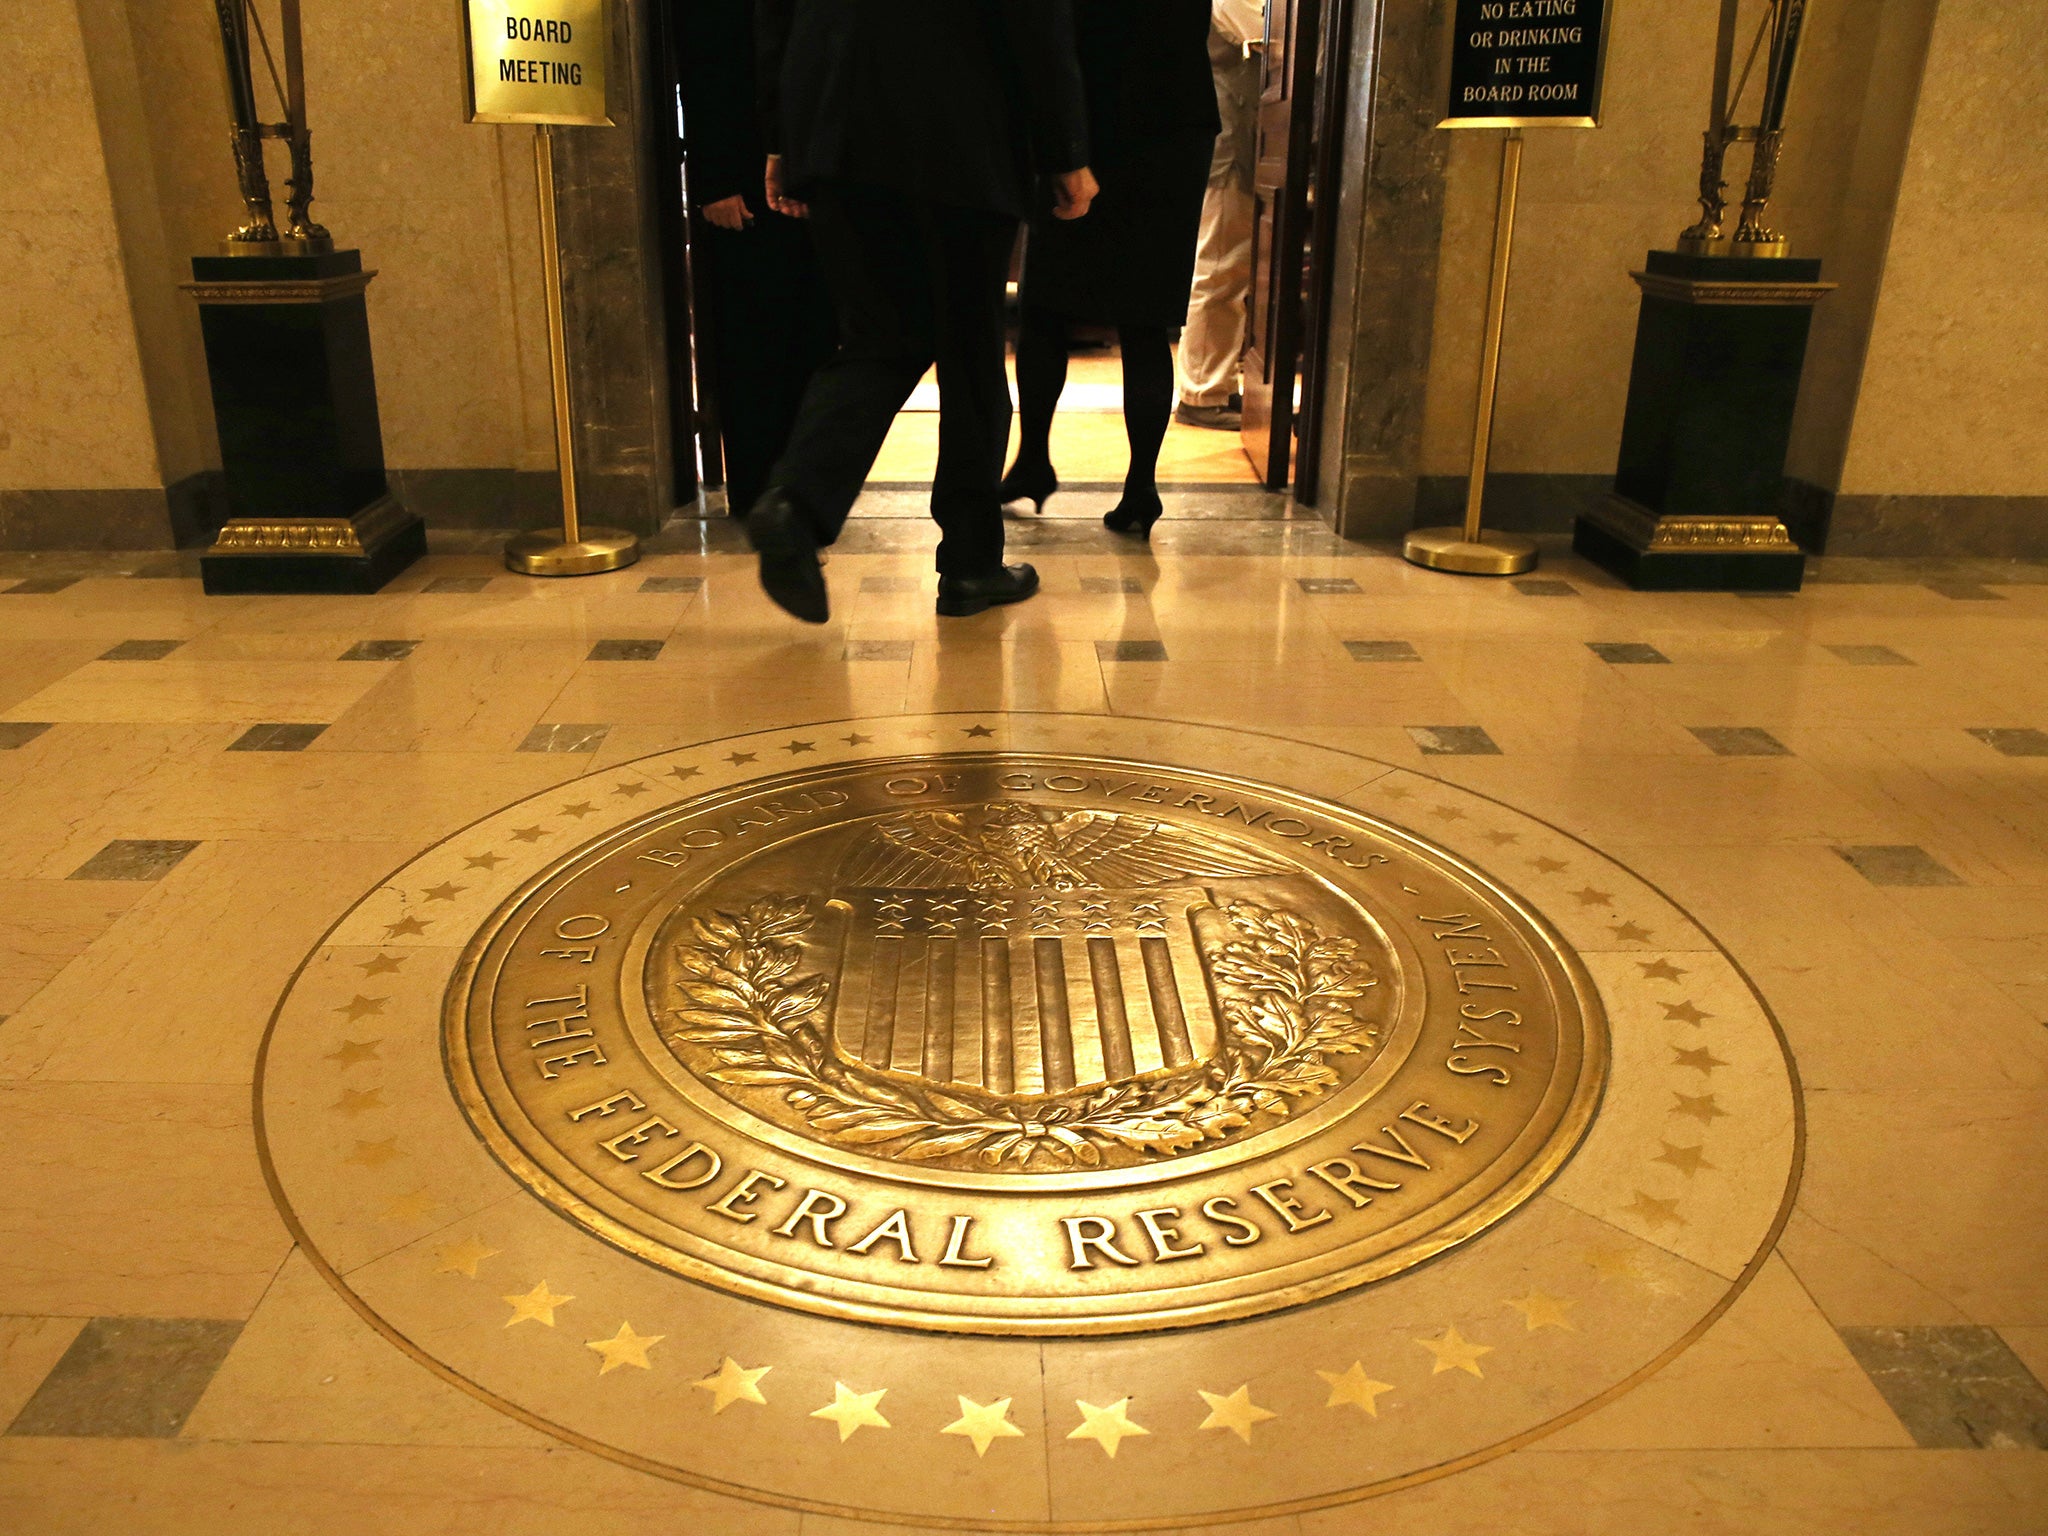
left=1114, top=321, right=1173, bottom=514
left=1004, top=303, right=1068, bottom=501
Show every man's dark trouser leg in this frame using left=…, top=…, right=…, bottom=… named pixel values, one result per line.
left=764, top=186, right=931, bottom=545
left=927, top=206, right=1020, bottom=578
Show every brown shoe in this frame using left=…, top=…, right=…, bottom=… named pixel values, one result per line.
left=1175, top=401, right=1242, bottom=431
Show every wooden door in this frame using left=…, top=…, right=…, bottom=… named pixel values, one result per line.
left=1240, top=0, right=1324, bottom=487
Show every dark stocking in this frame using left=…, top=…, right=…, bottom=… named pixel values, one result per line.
left=1107, top=321, right=1173, bottom=529
left=1004, top=303, right=1068, bottom=501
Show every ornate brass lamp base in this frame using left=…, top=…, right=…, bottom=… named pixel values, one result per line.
left=504, top=527, right=641, bottom=577
left=1402, top=526, right=1539, bottom=576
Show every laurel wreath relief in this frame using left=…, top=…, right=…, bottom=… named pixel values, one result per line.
left=664, top=895, right=1380, bottom=1170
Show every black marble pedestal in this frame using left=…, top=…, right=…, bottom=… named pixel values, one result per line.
left=185, top=249, right=424, bottom=594
left=1574, top=250, right=1833, bottom=592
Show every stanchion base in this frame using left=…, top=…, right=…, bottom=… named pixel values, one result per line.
left=1402, top=527, right=1539, bottom=576
left=504, top=528, right=641, bottom=577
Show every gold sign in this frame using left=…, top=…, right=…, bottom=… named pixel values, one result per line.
left=463, top=0, right=611, bottom=127
left=447, top=755, right=1607, bottom=1335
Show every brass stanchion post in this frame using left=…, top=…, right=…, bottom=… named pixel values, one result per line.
left=1404, top=129, right=1538, bottom=577
left=505, top=123, right=639, bottom=577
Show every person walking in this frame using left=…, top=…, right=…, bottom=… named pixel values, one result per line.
left=997, top=0, right=1219, bottom=540
left=1176, top=0, right=1265, bottom=432
left=746, top=0, right=1096, bottom=623
left=676, top=0, right=836, bottom=518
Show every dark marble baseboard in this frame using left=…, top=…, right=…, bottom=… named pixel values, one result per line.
left=0, top=473, right=223, bottom=551
left=1788, top=480, right=2048, bottom=558
left=1415, top=474, right=1611, bottom=534
left=384, top=468, right=662, bottom=535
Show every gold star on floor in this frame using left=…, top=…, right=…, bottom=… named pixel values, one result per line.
left=1639, top=957, right=1688, bottom=983
left=1611, top=921, right=1654, bottom=942
left=334, top=994, right=387, bottom=1021
left=942, top=1395, right=1024, bottom=1456
left=1673, top=1044, right=1728, bottom=1074
left=841, top=733, right=873, bottom=746
left=464, top=851, right=506, bottom=870
left=1197, top=1384, right=1277, bottom=1443
left=559, top=802, right=598, bottom=818
left=1624, top=1190, right=1686, bottom=1228
left=963, top=724, right=996, bottom=738
left=1530, top=856, right=1569, bottom=874
left=612, top=780, right=651, bottom=797
left=725, top=751, right=757, bottom=766
left=693, top=1357, right=770, bottom=1412
left=379, top=1189, right=438, bottom=1224
left=324, top=1038, right=381, bottom=1069
left=503, top=1281, right=573, bottom=1327
left=810, top=1382, right=890, bottom=1441
left=1417, top=1325, right=1493, bottom=1377
left=1583, top=1246, right=1646, bottom=1282
left=432, top=1236, right=499, bottom=1277
left=1430, top=805, right=1467, bottom=821
left=1379, top=783, right=1412, bottom=800
left=1663, top=1000, right=1714, bottom=1026
left=1484, top=830, right=1520, bottom=845
left=1067, top=1398, right=1148, bottom=1457
left=1505, top=1291, right=1577, bottom=1331
left=508, top=825, right=546, bottom=843
left=587, top=1321, right=663, bottom=1374
left=1672, top=1090, right=1727, bottom=1124
left=784, top=740, right=815, bottom=754
left=423, top=881, right=466, bottom=903
left=1654, top=1139, right=1715, bottom=1177
left=334, top=1087, right=384, bottom=1117
left=1317, top=1363, right=1395, bottom=1416
left=1571, top=887, right=1615, bottom=907
left=666, top=764, right=702, bottom=782
left=382, top=915, right=429, bottom=937
left=357, top=953, right=404, bottom=976
left=343, top=1136, right=400, bottom=1168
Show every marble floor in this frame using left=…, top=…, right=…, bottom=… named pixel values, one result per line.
left=1, top=502, right=2046, bottom=1534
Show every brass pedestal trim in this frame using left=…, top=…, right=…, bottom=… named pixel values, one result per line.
left=504, top=527, right=641, bottom=576
left=1629, top=270, right=1835, bottom=307
left=1586, top=496, right=1801, bottom=555
left=207, top=493, right=412, bottom=557
left=1403, top=526, right=1539, bottom=576
left=182, top=269, right=377, bottom=306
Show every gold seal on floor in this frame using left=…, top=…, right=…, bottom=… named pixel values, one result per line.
left=447, top=754, right=1607, bottom=1335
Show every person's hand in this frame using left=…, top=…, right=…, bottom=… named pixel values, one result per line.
left=702, top=194, right=752, bottom=231
left=765, top=154, right=809, bottom=219
left=1052, top=166, right=1099, bottom=221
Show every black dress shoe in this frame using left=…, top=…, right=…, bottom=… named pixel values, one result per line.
left=745, top=487, right=829, bottom=624
left=936, top=562, right=1040, bottom=617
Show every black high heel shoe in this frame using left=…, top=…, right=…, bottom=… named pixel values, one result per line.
left=1102, top=492, right=1163, bottom=539
left=999, top=461, right=1059, bottom=514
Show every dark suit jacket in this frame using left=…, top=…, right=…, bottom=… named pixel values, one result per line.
left=756, top=0, right=1089, bottom=217
left=1075, top=0, right=1220, bottom=171
left=676, top=0, right=768, bottom=210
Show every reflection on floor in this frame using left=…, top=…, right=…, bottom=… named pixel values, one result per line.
left=1, top=525, right=2046, bottom=1533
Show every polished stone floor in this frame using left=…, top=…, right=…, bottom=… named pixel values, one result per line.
left=1, top=504, right=2046, bottom=1533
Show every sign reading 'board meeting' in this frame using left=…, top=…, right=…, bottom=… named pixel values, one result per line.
left=464, top=0, right=613, bottom=126
left=1441, top=0, right=1610, bottom=129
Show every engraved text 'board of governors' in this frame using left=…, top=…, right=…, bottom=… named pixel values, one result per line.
left=1442, top=0, right=1610, bottom=129
left=448, top=756, right=1609, bottom=1335
left=464, top=0, right=611, bottom=126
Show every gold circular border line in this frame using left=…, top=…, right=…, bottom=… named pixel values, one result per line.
left=252, top=709, right=1805, bottom=1533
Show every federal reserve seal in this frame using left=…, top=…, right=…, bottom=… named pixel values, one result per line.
left=446, top=754, right=1608, bottom=1334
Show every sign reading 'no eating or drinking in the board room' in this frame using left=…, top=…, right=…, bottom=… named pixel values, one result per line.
left=1441, top=0, right=1611, bottom=130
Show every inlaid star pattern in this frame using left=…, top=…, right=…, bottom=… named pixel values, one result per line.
left=357, top=953, right=404, bottom=975
left=422, top=881, right=465, bottom=902
left=941, top=1395, right=1023, bottom=1456
left=1571, top=887, right=1615, bottom=907
left=379, top=1189, right=439, bottom=1224
left=963, top=724, right=995, bottom=738
left=1380, top=784, right=1413, bottom=800
left=508, top=825, right=546, bottom=843
left=784, top=740, right=815, bottom=754
left=725, top=751, right=757, bottom=765
left=324, top=1038, right=381, bottom=1069
left=1430, top=805, right=1466, bottom=822
left=503, top=1281, right=573, bottom=1327
left=1672, top=1045, right=1728, bottom=1074
left=1417, top=1325, right=1492, bottom=1377
left=1584, top=1246, right=1646, bottom=1282
left=1484, top=830, right=1520, bottom=846
left=1624, top=1190, right=1686, bottom=1228
left=612, top=780, right=651, bottom=797
left=343, top=1137, right=400, bottom=1168
left=666, top=765, right=702, bottom=782
left=1197, top=1384, right=1277, bottom=1443
left=1505, top=1292, right=1577, bottom=1332
left=559, top=802, right=598, bottom=819
left=1068, top=1398, right=1148, bottom=1457
left=693, top=1357, right=770, bottom=1412
left=1317, top=1362, right=1395, bottom=1416
left=841, top=733, right=873, bottom=746
left=811, top=1382, right=890, bottom=1441
left=1663, top=1000, right=1714, bottom=1026
left=464, top=851, right=506, bottom=871
left=1672, top=1090, right=1728, bottom=1124
left=334, top=1087, right=384, bottom=1117
left=382, top=915, right=429, bottom=937
left=1611, top=921, right=1654, bottom=942
left=334, top=994, right=387, bottom=1021
left=1654, top=1139, right=1715, bottom=1176
left=432, top=1237, right=499, bottom=1277
left=1531, top=856, right=1569, bottom=874
left=587, top=1321, right=663, bottom=1374
left=1639, top=957, right=1688, bottom=983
